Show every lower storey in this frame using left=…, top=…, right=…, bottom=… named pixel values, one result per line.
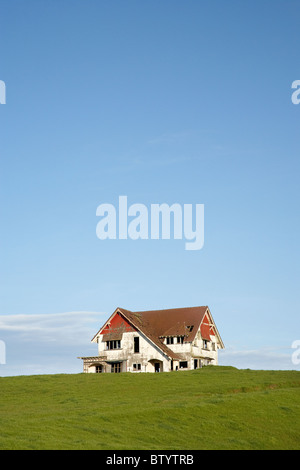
left=78, top=356, right=215, bottom=373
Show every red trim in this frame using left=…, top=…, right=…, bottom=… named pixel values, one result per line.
left=100, top=311, right=136, bottom=335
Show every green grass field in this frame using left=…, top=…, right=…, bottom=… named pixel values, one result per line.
left=0, top=366, right=299, bottom=450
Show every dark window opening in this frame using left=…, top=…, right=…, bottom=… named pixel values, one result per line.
left=179, top=361, right=188, bottom=369
left=134, top=336, right=140, bottom=353
left=133, top=363, right=141, bottom=371
left=166, top=337, right=174, bottom=345
left=177, top=336, right=184, bottom=344
left=111, top=362, right=121, bottom=373
left=106, top=340, right=121, bottom=350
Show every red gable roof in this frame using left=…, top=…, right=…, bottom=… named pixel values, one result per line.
left=99, top=312, right=136, bottom=342
left=93, top=306, right=224, bottom=359
left=200, top=313, right=216, bottom=341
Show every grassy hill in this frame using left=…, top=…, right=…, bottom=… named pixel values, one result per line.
left=0, top=366, right=299, bottom=450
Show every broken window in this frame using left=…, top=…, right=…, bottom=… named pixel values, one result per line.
left=106, top=340, right=121, bottom=350
left=134, top=336, right=140, bottom=353
left=179, top=361, right=188, bottom=369
left=111, top=362, right=121, bottom=373
left=203, top=340, right=209, bottom=350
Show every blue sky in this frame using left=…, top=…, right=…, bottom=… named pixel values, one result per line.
left=0, top=0, right=299, bottom=375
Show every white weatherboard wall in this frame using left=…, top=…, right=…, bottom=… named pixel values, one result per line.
left=98, top=331, right=170, bottom=372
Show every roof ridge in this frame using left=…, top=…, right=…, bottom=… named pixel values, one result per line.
left=133, top=305, right=208, bottom=314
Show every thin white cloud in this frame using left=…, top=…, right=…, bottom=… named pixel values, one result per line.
left=219, top=344, right=300, bottom=370
left=0, top=311, right=106, bottom=376
left=0, top=311, right=101, bottom=333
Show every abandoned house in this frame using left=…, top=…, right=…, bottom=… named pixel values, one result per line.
left=79, top=306, right=224, bottom=373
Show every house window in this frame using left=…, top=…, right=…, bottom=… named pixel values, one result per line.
left=133, top=363, right=141, bottom=371
left=177, top=336, right=184, bottom=344
left=95, top=365, right=103, bottom=373
left=134, top=336, right=140, bottom=353
left=212, top=342, right=216, bottom=351
left=166, top=337, right=174, bottom=345
left=106, top=340, right=121, bottom=350
left=111, top=362, right=121, bottom=373
left=203, top=340, right=209, bottom=350
left=179, top=361, right=188, bottom=369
